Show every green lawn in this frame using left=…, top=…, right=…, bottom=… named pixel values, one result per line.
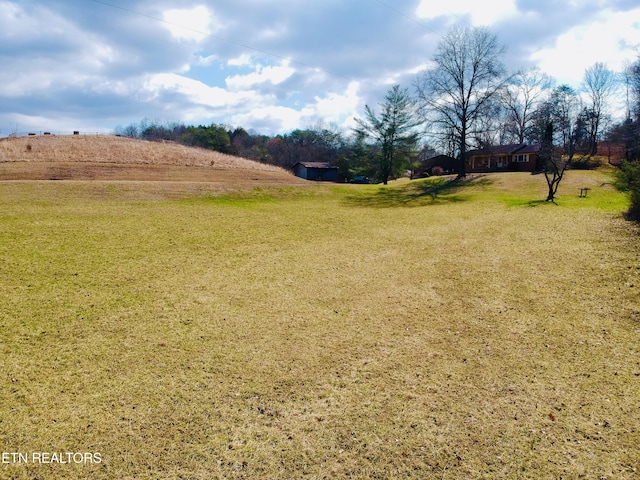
left=1, top=172, right=639, bottom=479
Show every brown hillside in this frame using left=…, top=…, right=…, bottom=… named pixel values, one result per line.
left=0, top=135, right=306, bottom=185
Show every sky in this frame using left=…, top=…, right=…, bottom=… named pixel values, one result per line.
left=1, top=0, right=639, bottom=137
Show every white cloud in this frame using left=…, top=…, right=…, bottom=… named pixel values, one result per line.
left=225, top=62, right=295, bottom=90
left=193, top=56, right=215, bottom=68
left=381, top=62, right=432, bottom=86
left=530, top=8, right=640, bottom=87
left=162, top=5, right=215, bottom=42
left=308, top=81, right=362, bottom=127
left=0, top=1, right=36, bottom=34
left=227, top=54, right=253, bottom=67
left=227, top=82, right=362, bottom=134
left=415, top=0, right=517, bottom=25
left=3, top=0, right=640, bottom=137
left=230, top=106, right=303, bottom=133
left=145, top=73, right=257, bottom=108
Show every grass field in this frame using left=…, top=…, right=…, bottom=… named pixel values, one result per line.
left=1, top=164, right=639, bottom=478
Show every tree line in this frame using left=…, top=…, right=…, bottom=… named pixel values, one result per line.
left=116, top=25, right=640, bottom=206
left=114, top=119, right=385, bottom=183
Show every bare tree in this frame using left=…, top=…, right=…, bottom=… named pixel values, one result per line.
left=628, top=58, right=640, bottom=159
left=500, top=68, right=553, bottom=144
left=539, top=121, right=567, bottom=202
left=416, top=25, right=507, bottom=177
left=581, top=62, right=618, bottom=157
left=115, top=122, right=141, bottom=138
left=537, top=85, right=580, bottom=202
left=552, top=85, right=580, bottom=152
left=622, top=59, right=640, bottom=122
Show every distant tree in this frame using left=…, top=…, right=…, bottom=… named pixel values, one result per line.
left=293, top=124, right=345, bottom=164
left=183, top=124, right=231, bottom=153
left=610, top=59, right=640, bottom=163
left=416, top=25, right=507, bottom=177
left=115, top=122, right=141, bottom=138
left=538, top=121, right=565, bottom=202
left=608, top=117, right=638, bottom=163
left=535, top=85, right=580, bottom=202
left=227, top=127, right=271, bottom=163
left=469, top=97, right=504, bottom=148
left=265, top=137, right=289, bottom=168
left=263, top=125, right=345, bottom=170
left=338, top=134, right=377, bottom=181
left=571, top=107, right=597, bottom=168
left=613, top=57, right=640, bottom=219
left=115, top=119, right=187, bottom=141
left=354, top=85, right=421, bottom=184
left=142, top=121, right=186, bottom=142
left=227, top=127, right=249, bottom=156
left=500, top=68, right=553, bottom=144
left=581, top=62, right=618, bottom=157
left=550, top=85, right=580, bottom=152
left=623, top=59, right=640, bottom=125
left=615, top=160, right=640, bottom=219
left=628, top=59, right=640, bottom=160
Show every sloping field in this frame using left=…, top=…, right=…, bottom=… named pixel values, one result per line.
left=0, top=135, right=305, bottom=187
left=0, top=170, right=639, bottom=479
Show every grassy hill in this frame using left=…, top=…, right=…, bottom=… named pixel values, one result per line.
left=0, top=158, right=638, bottom=478
left=0, top=135, right=305, bottom=187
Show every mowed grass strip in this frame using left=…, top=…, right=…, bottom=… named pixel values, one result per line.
left=0, top=172, right=639, bottom=479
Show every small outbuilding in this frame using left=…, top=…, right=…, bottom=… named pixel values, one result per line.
left=292, top=162, right=339, bottom=182
left=416, top=154, right=460, bottom=176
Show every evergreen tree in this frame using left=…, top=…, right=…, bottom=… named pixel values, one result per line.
left=354, top=85, right=421, bottom=184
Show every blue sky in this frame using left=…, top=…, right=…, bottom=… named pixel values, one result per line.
left=1, top=0, right=639, bottom=136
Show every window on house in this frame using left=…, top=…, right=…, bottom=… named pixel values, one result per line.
left=515, top=154, right=529, bottom=163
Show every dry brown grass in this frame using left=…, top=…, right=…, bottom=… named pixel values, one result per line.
left=0, top=135, right=301, bottom=184
left=0, top=135, right=279, bottom=169
left=0, top=170, right=638, bottom=479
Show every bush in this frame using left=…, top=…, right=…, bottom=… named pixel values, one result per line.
left=571, top=156, right=601, bottom=170
left=615, top=161, right=640, bottom=220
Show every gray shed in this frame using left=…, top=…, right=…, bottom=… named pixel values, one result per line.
left=292, top=162, right=339, bottom=181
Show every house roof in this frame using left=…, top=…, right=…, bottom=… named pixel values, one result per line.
left=515, top=144, right=541, bottom=154
left=421, top=155, right=458, bottom=168
left=467, top=144, right=540, bottom=157
left=293, top=162, right=337, bottom=169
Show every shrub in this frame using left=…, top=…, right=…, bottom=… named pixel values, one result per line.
left=571, top=156, right=601, bottom=170
left=615, top=161, right=640, bottom=219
